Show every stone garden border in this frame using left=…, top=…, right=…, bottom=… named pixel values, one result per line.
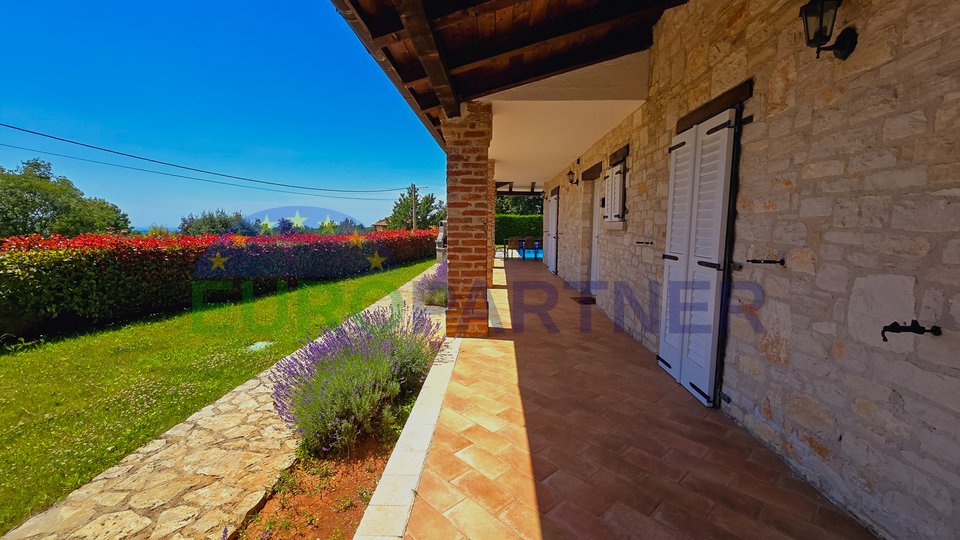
left=354, top=337, right=462, bottom=539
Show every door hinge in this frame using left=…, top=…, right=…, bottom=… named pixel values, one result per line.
left=663, top=254, right=679, bottom=261
left=697, top=260, right=723, bottom=271
left=688, top=382, right=713, bottom=404
left=657, top=355, right=673, bottom=369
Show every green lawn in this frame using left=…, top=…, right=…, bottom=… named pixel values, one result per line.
left=0, top=259, right=434, bottom=534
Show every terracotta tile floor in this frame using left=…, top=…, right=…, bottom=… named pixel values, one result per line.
left=406, top=260, right=874, bottom=539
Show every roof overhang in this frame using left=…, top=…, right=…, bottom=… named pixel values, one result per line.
left=483, top=52, right=646, bottom=187
left=330, top=0, right=686, bottom=149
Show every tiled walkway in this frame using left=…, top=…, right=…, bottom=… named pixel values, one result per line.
left=405, top=261, right=874, bottom=539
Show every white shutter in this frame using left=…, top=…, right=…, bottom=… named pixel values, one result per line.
left=610, top=163, right=624, bottom=221
left=680, top=109, right=736, bottom=406
left=602, top=171, right=611, bottom=220
left=658, top=126, right=698, bottom=382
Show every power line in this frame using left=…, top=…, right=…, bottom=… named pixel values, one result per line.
left=0, top=122, right=408, bottom=193
left=0, top=143, right=396, bottom=201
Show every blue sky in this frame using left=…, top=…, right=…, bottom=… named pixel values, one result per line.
left=0, top=0, right=445, bottom=228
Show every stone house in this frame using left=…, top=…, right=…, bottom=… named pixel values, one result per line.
left=334, top=0, right=960, bottom=537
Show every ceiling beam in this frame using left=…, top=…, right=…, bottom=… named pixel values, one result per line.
left=330, top=0, right=445, bottom=147
left=458, top=26, right=655, bottom=100
left=369, top=0, right=516, bottom=47
left=401, top=2, right=679, bottom=87
left=371, top=28, right=409, bottom=49
left=430, top=0, right=519, bottom=30
left=393, top=0, right=461, bottom=118
left=447, top=2, right=680, bottom=73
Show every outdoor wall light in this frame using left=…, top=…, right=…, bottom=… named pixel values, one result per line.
left=567, top=169, right=578, bottom=185
left=799, top=0, right=857, bottom=60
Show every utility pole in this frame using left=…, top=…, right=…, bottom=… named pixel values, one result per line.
left=410, top=183, right=418, bottom=230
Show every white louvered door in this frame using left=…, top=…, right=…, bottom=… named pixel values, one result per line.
left=658, top=127, right=698, bottom=382
left=659, top=109, right=736, bottom=405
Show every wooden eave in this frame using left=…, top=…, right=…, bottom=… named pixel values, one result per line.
left=331, top=0, right=686, bottom=150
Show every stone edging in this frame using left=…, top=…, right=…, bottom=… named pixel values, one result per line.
left=354, top=337, right=463, bottom=539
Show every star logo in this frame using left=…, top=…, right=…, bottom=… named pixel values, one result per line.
left=367, top=250, right=386, bottom=271
left=259, top=214, right=275, bottom=234
left=319, top=216, right=336, bottom=235
left=289, top=210, right=308, bottom=229
left=208, top=251, right=229, bottom=271
left=229, top=234, right=248, bottom=247
left=347, top=229, right=364, bottom=248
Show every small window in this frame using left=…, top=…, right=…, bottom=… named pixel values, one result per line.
left=604, top=162, right=626, bottom=222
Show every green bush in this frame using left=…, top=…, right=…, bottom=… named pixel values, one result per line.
left=494, top=214, right=543, bottom=244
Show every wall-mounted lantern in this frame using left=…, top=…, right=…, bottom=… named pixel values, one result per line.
left=567, top=169, right=578, bottom=186
left=799, top=0, right=857, bottom=60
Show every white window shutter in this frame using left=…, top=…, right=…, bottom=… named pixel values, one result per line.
left=658, top=126, right=698, bottom=382
left=602, top=172, right=611, bottom=220
left=611, top=163, right=624, bottom=220
left=680, top=108, right=736, bottom=406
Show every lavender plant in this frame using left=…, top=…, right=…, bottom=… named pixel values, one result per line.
left=416, top=260, right=447, bottom=307
left=270, top=304, right=442, bottom=455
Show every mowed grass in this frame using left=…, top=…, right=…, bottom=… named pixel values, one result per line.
left=0, top=259, right=434, bottom=534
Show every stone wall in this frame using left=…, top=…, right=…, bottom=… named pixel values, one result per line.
left=542, top=0, right=960, bottom=537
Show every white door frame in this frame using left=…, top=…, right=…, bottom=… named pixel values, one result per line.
left=546, top=193, right=559, bottom=273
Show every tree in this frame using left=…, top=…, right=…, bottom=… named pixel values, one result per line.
left=178, top=209, right=256, bottom=235
left=496, top=195, right=543, bottom=215
left=385, top=191, right=446, bottom=230
left=0, top=159, right=130, bottom=236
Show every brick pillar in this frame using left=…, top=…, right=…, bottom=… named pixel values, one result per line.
left=442, top=101, right=493, bottom=337
left=486, top=160, right=496, bottom=287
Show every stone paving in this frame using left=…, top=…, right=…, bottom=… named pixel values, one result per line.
left=5, top=266, right=440, bottom=540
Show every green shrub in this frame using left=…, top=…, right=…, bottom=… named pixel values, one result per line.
left=494, top=214, right=543, bottom=244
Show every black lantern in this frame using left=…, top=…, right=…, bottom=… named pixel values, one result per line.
left=567, top=169, right=578, bottom=185
left=799, top=0, right=857, bottom=60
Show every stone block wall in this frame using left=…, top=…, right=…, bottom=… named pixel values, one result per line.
left=542, top=0, right=960, bottom=537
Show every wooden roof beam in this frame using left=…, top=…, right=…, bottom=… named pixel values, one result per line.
left=331, top=0, right=445, bottom=147
left=401, top=1, right=681, bottom=87
left=447, top=3, right=674, bottom=77
left=393, top=0, right=460, bottom=118
left=459, top=26, right=655, bottom=100
left=370, top=0, right=514, bottom=46
left=430, top=0, right=520, bottom=30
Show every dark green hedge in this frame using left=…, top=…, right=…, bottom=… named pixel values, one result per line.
left=495, top=214, right=543, bottom=244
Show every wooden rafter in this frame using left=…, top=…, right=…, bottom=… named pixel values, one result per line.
left=392, top=0, right=460, bottom=118
left=430, top=0, right=519, bottom=30
left=330, top=0, right=445, bottom=147
left=397, top=2, right=679, bottom=87
left=446, top=2, right=675, bottom=74
left=459, top=25, right=655, bottom=100
left=369, top=0, right=515, bottom=45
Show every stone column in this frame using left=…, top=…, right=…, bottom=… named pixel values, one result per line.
left=441, top=101, right=493, bottom=337
left=487, top=160, right=496, bottom=287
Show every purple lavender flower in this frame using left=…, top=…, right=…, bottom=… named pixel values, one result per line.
left=416, top=261, right=447, bottom=306
left=270, top=303, right=441, bottom=455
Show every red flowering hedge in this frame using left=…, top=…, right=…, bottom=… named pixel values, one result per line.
left=0, top=230, right=436, bottom=336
